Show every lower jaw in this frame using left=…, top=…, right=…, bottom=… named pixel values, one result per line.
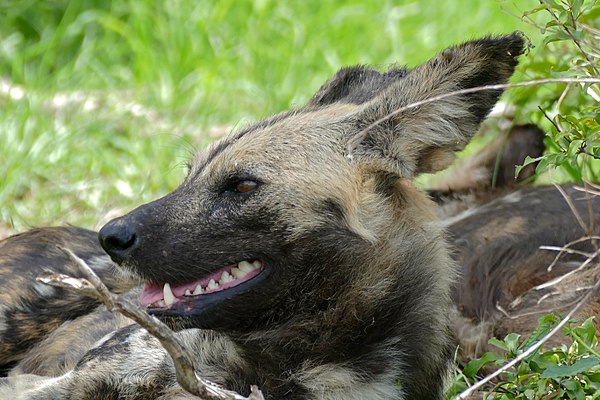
left=146, top=267, right=271, bottom=326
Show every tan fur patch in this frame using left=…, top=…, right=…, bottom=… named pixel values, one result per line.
left=473, top=216, right=525, bottom=242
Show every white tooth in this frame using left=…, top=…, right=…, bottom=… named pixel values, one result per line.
left=207, top=279, right=219, bottom=290
left=238, top=260, right=254, bottom=273
left=193, top=284, right=203, bottom=295
left=220, top=271, right=233, bottom=284
left=231, top=267, right=244, bottom=279
left=184, top=289, right=192, bottom=296
left=252, top=260, right=263, bottom=269
left=163, top=283, right=175, bottom=306
left=157, top=300, right=166, bottom=307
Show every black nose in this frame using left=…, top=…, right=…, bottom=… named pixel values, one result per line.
left=98, top=219, right=138, bottom=263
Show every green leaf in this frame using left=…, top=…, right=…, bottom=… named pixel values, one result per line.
left=541, top=0, right=560, bottom=9
left=463, top=351, right=500, bottom=378
left=530, top=350, right=565, bottom=373
left=571, top=317, right=599, bottom=353
left=535, top=155, right=551, bottom=175
left=567, top=139, right=584, bottom=157
left=572, top=0, right=583, bottom=18
left=523, top=5, right=551, bottom=20
left=540, top=357, right=600, bottom=378
left=488, top=337, right=509, bottom=352
left=589, top=370, right=600, bottom=381
left=562, top=379, right=585, bottom=400
left=522, top=314, right=560, bottom=351
left=504, top=333, right=521, bottom=354
left=516, top=156, right=544, bottom=177
left=543, top=31, right=571, bottom=45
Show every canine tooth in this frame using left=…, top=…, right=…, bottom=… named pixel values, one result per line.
left=184, top=289, right=192, bottom=296
left=157, top=300, right=166, bottom=307
left=252, top=260, right=262, bottom=269
left=207, top=279, right=219, bottom=290
left=231, top=267, right=244, bottom=279
left=163, top=283, right=175, bottom=306
left=193, top=285, right=203, bottom=295
left=238, top=261, right=254, bottom=273
left=220, top=271, right=233, bottom=284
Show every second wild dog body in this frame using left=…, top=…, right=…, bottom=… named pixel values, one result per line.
left=0, top=34, right=530, bottom=399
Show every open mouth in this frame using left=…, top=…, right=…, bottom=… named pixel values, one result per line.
left=140, top=260, right=264, bottom=310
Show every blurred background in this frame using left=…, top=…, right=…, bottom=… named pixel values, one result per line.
left=0, top=0, right=547, bottom=232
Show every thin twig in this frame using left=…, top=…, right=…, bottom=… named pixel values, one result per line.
left=535, top=247, right=600, bottom=290
left=536, top=285, right=594, bottom=305
left=538, top=105, right=563, bottom=135
left=582, top=151, right=600, bottom=160
left=456, top=269, right=600, bottom=399
left=573, top=186, right=600, bottom=196
left=345, top=77, right=600, bottom=157
left=554, top=184, right=590, bottom=236
left=496, top=296, right=583, bottom=319
left=51, top=246, right=264, bottom=400
left=583, top=182, right=597, bottom=246
left=554, top=83, right=572, bottom=128
left=539, top=245, right=595, bottom=259
left=574, top=182, right=600, bottom=249
left=36, top=272, right=97, bottom=294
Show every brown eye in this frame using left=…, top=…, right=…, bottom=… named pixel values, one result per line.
left=235, top=180, right=258, bottom=193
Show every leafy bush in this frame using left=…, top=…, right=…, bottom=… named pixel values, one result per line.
left=512, top=0, right=600, bottom=182
left=449, top=316, right=600, bottom=399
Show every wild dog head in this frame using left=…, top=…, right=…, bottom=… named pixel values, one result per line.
left=99, top=34, right=525, bottom=334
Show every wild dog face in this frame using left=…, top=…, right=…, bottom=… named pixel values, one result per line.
left=98, top=35, right=525, bottom=339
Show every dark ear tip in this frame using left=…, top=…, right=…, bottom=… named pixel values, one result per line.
left=505, top=31, right=530, bottom=58
left=480, top=32, right=527, bottom=60
left=470, top=32, right=528, bottom=76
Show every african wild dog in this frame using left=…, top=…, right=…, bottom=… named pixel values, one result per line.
left=0, top=33, right=594, bottom=399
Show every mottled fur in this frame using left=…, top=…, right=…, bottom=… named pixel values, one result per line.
left=446, top=185, right=600, bottom=358
left=0, top=35, right=534, bottom=399
left=0, top=227, right=138, bottom=374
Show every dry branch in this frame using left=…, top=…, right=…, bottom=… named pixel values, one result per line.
left=38, top=246, right=265, bottom=400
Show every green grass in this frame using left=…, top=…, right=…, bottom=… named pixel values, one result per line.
left=0, top=0, right=539, bottom=230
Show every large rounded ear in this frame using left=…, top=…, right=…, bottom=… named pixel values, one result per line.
left=347, top=33, right=526, bottom=178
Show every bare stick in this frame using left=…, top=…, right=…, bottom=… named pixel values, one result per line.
left=538, top=105, right=563, bottom=136
left=541, top=235, right=600, bottom=271
left=539, top=245, right=595, bottom=259
left=456, top=269, right=600, bottom=399
left=345, top=77, right=600, bottom=157
left=496, top=297, right=583, bottom=320
left=535, top=247, right=600, bottom=290
left=52, top=246, right=264, bottom=400
left=574, top=185, right=600, bottom=195
left=554, top=184, right=590, bottom=236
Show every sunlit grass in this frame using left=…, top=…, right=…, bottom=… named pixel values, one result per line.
left=0, top=0, right=539, bottom=230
